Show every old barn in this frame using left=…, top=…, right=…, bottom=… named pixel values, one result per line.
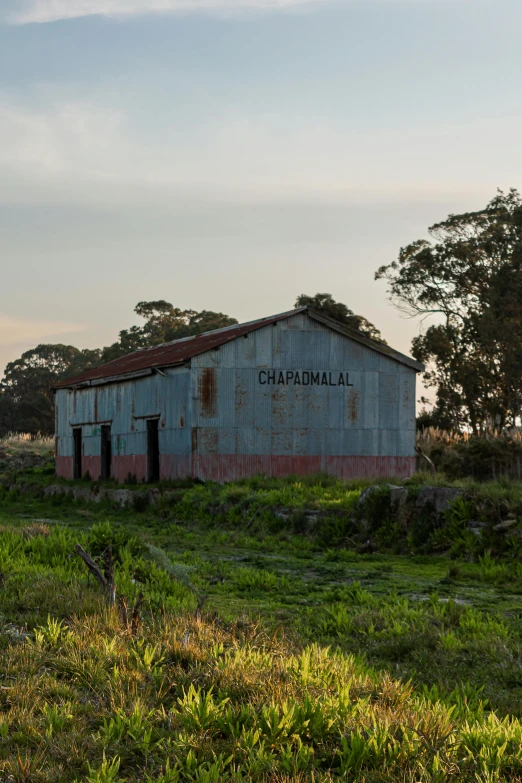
left=53, top=307, right=424, bottom=483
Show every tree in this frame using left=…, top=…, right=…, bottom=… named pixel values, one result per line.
left=375, top=189, right=522, bottom=433
left=101, top=301, right=238, bottom=362
left=295, top=293, right=385, bottom=342
left=1, top=345, right=101, bottom=435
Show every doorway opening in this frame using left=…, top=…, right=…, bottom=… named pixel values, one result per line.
left=147, top=419, right=160, bottom=482
left=100, top=424, right=112, bottom=480
left=73, top=427, right=82, bottom=479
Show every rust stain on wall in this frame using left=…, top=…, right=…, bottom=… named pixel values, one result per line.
left=191, top=427, right=198, bottom=453
left=272, top=386, right=287, bottom=427
left=347, top=389, right=360, bottom=423
left=199, top=368, right=217, bottom=418
left=200, top=428, right=219, bottom=454
left=235, top=378, right=248, bottom=414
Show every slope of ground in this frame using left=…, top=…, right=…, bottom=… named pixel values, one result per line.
left=0, top=489, right=522, bottom=781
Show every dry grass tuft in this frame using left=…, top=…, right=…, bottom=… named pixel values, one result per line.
left=0, top=432, right=54, bottom=454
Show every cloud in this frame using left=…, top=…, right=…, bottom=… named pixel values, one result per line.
left=8, top=0, right=326, bottom=25
left=0, top=91, right=516, bottom=212
left=0, top=100, right=125, bottom=179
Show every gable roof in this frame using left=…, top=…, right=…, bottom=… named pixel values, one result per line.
left=54, top=307, right=424, bottom=389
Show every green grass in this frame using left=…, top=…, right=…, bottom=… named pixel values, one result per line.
left=1, top=487, right=522, bottom=781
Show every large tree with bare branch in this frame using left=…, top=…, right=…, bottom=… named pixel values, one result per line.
left=376, top=189, right=522, bottom=433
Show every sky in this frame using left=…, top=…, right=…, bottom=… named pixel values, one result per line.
left=1, top=0, right=521, bottom=402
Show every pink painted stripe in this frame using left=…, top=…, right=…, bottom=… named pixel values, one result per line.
left=56, top=454, right=416, bottom=484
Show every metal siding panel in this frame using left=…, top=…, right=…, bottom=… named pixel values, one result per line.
left=162, top=427, right=191, bottom=454
left=289, top=383, right=307, bottom=430
left=255, top=328, right=272, bottom=367
left=236, top=427, right=256, bottom=455
left=379, top=372, right=400, bottom=430
left=344, top=429, right=363, bottom=456
left=344, top=372, right=363, bottom=429
left=219, top=428, right=236, bottom=455
left=282, top=330, right=298, bottom=366
left=293, top=428, right=308, bottom=456
left=279, top=331, right=292, bottom=367
left=254, top=380, right=272, bottom=430
left=82, top=432, right=97, bottom=457
left=308, top=318, right=328, bottom=331
left=272, top=324, right=282, bottom=368
left=309, top=428, right=327, bottom=455
left=219, top=368, right=236, bottom=428
left=286, top=313, right=308, bottom=330
left=327, top=387, right=344, bottom=429
left=195, top=367, right=232, bottom=428
left=217, top=341, right=237, bottom=368
left=255, top=425, right=271, bottom=455
left=236, top=333, right=256, bottom=367
left=199, top=428, right=219, bottom=455
left=399, top=428, right=416, bottom=457
left=328, top=331, right=345, bottom=369
left=235, top=369, right=256, bottom=427
left=364, top=371, right=379, bottom=429
left=364, top=349, right=381, bottom=371
left=309, top=332, right=332, bottom=370
left=272, top=429, right=293, bottom=455
left=325, top=427, right=343, bottom=455
left=306, top=384, right=329, bottom=429
left=343, top=338, right=364, bottom=367
left=381, top=373, right=399, bottom=402
left=379, top=429, right=398, bottom=456
left=379, top=401, right=399, bottom=429
left=400, top=372, right=416, bottom=431
left=378, top=354, right=399, bottom=373
left=363, top=429, right=379, bottom=456
left=272, top=385, right=288, bottom=428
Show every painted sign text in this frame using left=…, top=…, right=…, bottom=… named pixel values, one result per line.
left=258, top=371, right=353, bottom=387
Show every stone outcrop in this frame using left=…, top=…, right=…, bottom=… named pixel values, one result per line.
left=414, top=486, right=463, bottom=514
left=358, top=484, right=463, bottom=514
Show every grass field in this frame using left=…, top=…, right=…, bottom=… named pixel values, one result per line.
left=0, top=482, right=522, bottom=782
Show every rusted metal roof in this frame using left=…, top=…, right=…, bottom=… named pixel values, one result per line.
left=54, top=307, right=424, bottom=390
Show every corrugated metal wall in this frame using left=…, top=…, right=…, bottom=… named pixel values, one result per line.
left=55, top=312, right=417, bottom=482
left=190, top=312, right=416, bottom=480
left=55, top=367, right=191, bottom=481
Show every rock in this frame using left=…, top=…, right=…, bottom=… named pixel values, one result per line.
left=104, top=489, right=135, bottom=508
left=415, top=487, right=463, bottom=514
left=44, top=485, right=69, bottom=497
left=72, top=487, right=99, bottom=503
left=389, top=486, right=408, bottom=507
left=359, top=484, right=408, bottom=508
left=147, top=488, right=162, bottom=505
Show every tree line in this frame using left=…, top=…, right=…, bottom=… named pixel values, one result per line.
left=3, top=188, right=522, bottom=437
left=0, top=294, right=381, bottom=436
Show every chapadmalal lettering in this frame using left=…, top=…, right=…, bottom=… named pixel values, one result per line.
left=258, top=371, right=353, bottom=387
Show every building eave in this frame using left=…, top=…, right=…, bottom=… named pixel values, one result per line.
left=306, top=310, right=425, bottom=372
